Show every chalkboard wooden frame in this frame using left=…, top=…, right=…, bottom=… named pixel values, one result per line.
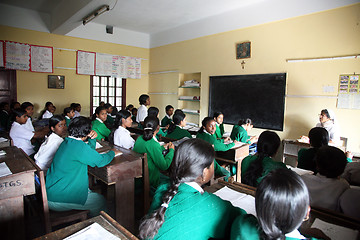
left=209, top=73, right=286, bottom=131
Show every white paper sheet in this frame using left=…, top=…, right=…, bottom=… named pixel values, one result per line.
left=95, top=142, right=103, bottom=149
left=64, top=222, right=120, bottom=240
left=311, top=218, right=359, bottom=240
left=287, top=165, right=314, bottom=176
left=0, top=162, right=12, bottom=177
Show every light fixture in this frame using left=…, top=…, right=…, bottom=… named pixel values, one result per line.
left=82, top=5, right=110, bottom=25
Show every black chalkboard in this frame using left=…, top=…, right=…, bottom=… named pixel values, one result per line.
left=209, top=73, right=286, bottom=131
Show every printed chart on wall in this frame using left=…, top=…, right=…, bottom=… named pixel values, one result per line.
left=337, top=74, right=360, bottom=109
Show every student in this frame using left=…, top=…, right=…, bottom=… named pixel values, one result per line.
left=63, top=107, right=75, bottom=127
left=126, top=104, right=134, bottom=112
left=241, top=131, right=286, bottom=187
left=34, top=115, right=67, bottom=174
left=91, top=106, right=111, bottom=141
left=161, top=105, right=174, bottom=127
left=71, top=103, right=81, bottom=118
left=297, top=127, right=329, bottom=173
left=174, top=109, right=184, bottom=115
left=230, top=118, right=257, bottom=144
left=21, top=102, right=35, bottom=131
left=99, top=101, right=105, bottom=107
left=139, top=138, right=246, bottom=240
left=40, top=101, right=54, bottom=119
left=131, top=108, right=137, bottom=123
left=108, top=110, right=135, bottom=149
left=213, top=112, right=225, bottom=139
left=136, top=94, right=150, bottom=124
left=0, top=102, right=11, bottom=131
left=165, top=111, right=192, bottom=140
left=231, top=168, right=324, bottom=240
left=104, top=103, right=114, bottom=126
left=133, top=116, right=175, bottom=188
left=46, top=117, right=120, bottom=217
left=148, top=107, right=166, bottom=139
left=316, top=109, right=340, bottom=145
left=10, top=101, right=21, bottom=112
left=301, top=146, right=349, bottom=212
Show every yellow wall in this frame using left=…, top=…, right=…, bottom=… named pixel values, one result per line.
left=0, top=25, right=149, bottom=117
left=149, top=4, right=360, bottom=152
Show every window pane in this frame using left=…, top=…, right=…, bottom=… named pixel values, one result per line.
left=101, top=77, right=108, bottom=87
left=116, top=78, right=122, bottom=87
left=109, top=77, right=115, bottom=87
left=116, top=87, right=122, bottom=97
left=93, top=76, right=99, bottom=86
left=101, top=96, right=107, bottom=103
left=109, top=87, right=115, bottom=96
left=93, top=107, right=97, bottom=114
left=93, top=97, right=99, bottom=106
left=101, top=87, right=107, bottom=96
left=109, top=97, right=115, bottom=106
left=116, top=97, right=122, bottom=107
left=93, top=87, right=99, bottom=96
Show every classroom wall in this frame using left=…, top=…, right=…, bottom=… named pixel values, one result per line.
left=0, top=25, right=149, bottom=117
left=149, top=4, right=360, bottom=153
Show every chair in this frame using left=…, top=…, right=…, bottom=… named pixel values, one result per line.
left=27, top=157, right=89, bottom=233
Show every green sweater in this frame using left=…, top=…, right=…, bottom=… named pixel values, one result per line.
left=133, top=136, right=174, bottom=187
left=161, top=116, right=172, bottom=127
left=106, top=114, right=114, bottom=125
left=196, top=131, right=234, bottom=152
left=230, top=125, right=251, bottom=144
left=156, top=128, right=167, bottom=141
left=297, top=148, right=318, bottom=173
left=166, top=126, right=192, bottom=140
left=241, top=155, right=287, bottom=186
left=214, top=123, right=225, bottom=139
left=65, top=117, right=71, bottom=127
left=46, top=138, right=115, bottom=205
left=231, top=214, right=320, bottom=240
left=92, top=119, right=111, bottom=140
left=149, top=183, right=247, bottom=240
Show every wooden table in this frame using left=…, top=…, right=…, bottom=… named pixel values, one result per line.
left=0, top=146, right=36, bottom=240
left=89, top=141, right=142, bottom=233
left=35, top=211, right=139, bottom=240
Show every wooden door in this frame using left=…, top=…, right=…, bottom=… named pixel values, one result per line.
left=0, top=68, right=17, bottom=104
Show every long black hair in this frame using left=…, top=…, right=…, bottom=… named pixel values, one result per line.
left=49, top=115, right=65, bottom=134
left=308, top=127, right=329, bottom=148
left=167, top=112, right=186, bottom=135
left=238, top=118, right=252, bottom=126
left=256, top=168, right=309, bottom=240
left=39, top=101, right=53, bottom=120
left=197, top=117, right=214, bottom=134
left=139, top=138, right=215, bottom=239
left=108, top=110, right=131, bottom=144
left=143, top=116, right=159, bottom=141
left=242, top=131, right=280, bottom=187
left=91, top=106, right=106, bottom=121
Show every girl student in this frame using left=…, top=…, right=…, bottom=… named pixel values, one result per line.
left=46, top=117, right=121, bottom=217
left=104, top=103, right=115, bottom=126
left=213, top=112, right=225, bottom=139
left=108, top=110, right=135, bottom=149
left=34, top=115, right=67, bottom=174
left=230, top=118, right=258, bottom=144
left=241, top=131, right=287, bottom=187
left=71, top=103, right=82, bottom=118
left=136, top=94, right=150, bottom=124
left=63, top=107, right=75, bottom=127
left=165, top=111, right=192, bottom=140
left=91, top=106, right=111, bottom=141
left=161, top=105, right=174, bottom=127
left=231, top=168, right=327, bottom=240
left=39, top=101, right=55, bottom=119
left=133, top=116, right=175, bottom=188
left=148, top=107, right=166, bottom=139
left=139, top=138, right=247, bottom=240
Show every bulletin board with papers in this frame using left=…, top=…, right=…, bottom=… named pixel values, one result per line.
left=337, top=74, right=360, bottom=109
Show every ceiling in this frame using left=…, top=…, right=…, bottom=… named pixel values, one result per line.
left=0, top=0, right=358, bottom=48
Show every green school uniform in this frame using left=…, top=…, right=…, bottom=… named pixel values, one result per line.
left=230, top=125, right=251, bottom=144
left=297, top=148, right=318, bottom=173
left=133, top=136, right=174, bottom=187
left=230, top=214, right=320, bottom=240
left=65, top=116, right=71, bottom=127
left=166, top=126, right=192, bottom=140
left=214, top=123, right=225, bottom=139
left=92, top=118, right=111, bottom=140
left=106, top=114, right=114, bottom=125
left=156, top=128, right=167, bottom=141
left=196, top=131, right=234, bottom=151
left=241, top=155, right=287, bottom=186
left=131, top=115, right=137, bottom=123
left=161, top=116, right=172, bottom=127
left=46, top=138, right=115, bottom=205
left=149, top=183, right=247, bottom=240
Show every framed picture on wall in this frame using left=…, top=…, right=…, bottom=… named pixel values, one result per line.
left=48, top=75, right=65, bottom=89
left=236, top=41, right=251, bottom=59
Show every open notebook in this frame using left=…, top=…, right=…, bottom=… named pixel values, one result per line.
left=64, top=223, right=120, bottom=240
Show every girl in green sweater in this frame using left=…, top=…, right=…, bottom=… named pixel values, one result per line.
left=140, top=138, right=246, bottom=240
left=91, top=106, right=111, bottom=141
left=213, top=112, right=225, bottom=139
left=166, top=111, right=192, bottom=140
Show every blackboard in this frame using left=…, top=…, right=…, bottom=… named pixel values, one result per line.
left=209, top=73, right=286, bottom=131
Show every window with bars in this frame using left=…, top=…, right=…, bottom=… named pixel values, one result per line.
left=90, top=76, right=126, bottom=115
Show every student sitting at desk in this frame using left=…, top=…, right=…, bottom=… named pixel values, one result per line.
left=71, top=103, right=82, bottom=118
left=46, top=116, right=120, bottom=217
left=165, top=111, right=192, bottom=140
left=140, top=138, right=246, bottom=240
left=241, top=131, right=286, bottom=187
left=39, top=101, right=55, bottom=119
left=231, top=168, right=327, bottom=240
left=109, top=110, right=135, bottom=149
left=213, top=112, right=225, bottom=139
left=161, top=105, right=174, bottom=127
left=131, top=107, right=137, bottom=123
left=104, top=103, right=114, bottom=127
left=133, top=116, right=175, bottom=188
left=301, top=146, right=349, bottom=212
left=63, top=107, right=75, bottom=127
left=230, top=118, right=257, bottom=144
left=34, top=115, right=67, bottom=174
left=91, top=106, right=111, bottom=141
left=136, top=94, right=150, bottom=125
left=148, top=107, right=166, bottom=140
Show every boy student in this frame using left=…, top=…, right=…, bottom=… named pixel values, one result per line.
left=161, top=105, right=174, bottom=127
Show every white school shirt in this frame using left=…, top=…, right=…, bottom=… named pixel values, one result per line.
left=10, top=121, right=35, bottom=156
left=136, top=104, right=147, bottom=122
left=42, top=110, right=53, bottom=119
left=25, top=117, right=35, bottom=131
left=34, top=132, right=64, bottom=174
left=316, top=121, right=340, bottom=145
left=114, top=126, right=135, bottom=149
left=74, top=110, right=81, bottom=118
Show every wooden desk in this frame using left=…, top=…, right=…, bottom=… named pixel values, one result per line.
left=0, top=146, right=36, bottom=240
left=89, top=142, right=142, bottom=233
left=35, top=211, right=138, bottom=240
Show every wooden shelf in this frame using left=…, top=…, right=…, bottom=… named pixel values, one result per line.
left=179, top=86, right=200, bottom=89
left=183, top=111, right=200, bottom=116
left=178, top=99, right=200, bottom=102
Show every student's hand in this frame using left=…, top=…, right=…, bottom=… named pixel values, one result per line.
left=168, top=142, right=175, bottom=150
left=88, top=130, right=97, bottom=139
left=250, top=136, right=258, bottom=144
left=223, top=137, right=231, bottom=142
left=346, top=151, right=353, bottom=160
left=112, top=148, right=122, bottom=156
left=233, top=140, right=239, bottom=144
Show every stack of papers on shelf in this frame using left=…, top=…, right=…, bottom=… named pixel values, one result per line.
left=0, top=162, right=12, bottom=177
left=64, top=223, right=120, bottom=240
left=182, top=79, right=200, bottom=87
left=182, top=109, right=199, bottom=114
left=179, top=96, right=200, bottom=100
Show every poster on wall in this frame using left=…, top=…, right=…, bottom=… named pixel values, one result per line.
left=30, top=45, right=53, bottom=73
left=96, top=53, right=113, bottom=76
left=0, top=41, right=4, bottom=67
left=76, top=50, right=95, bottom=75
left=5, top=41, right=30, bottom=71
left=337, top=74, right=360, bottom=109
